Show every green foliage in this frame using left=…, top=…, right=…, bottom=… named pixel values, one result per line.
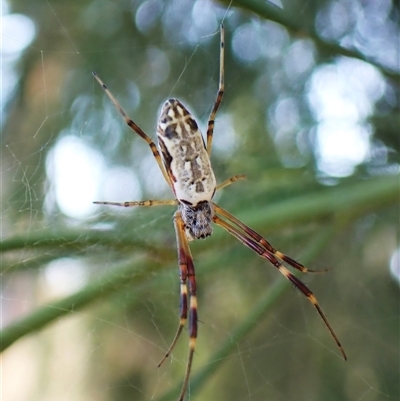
left=2, top=1, right=399, bottom=401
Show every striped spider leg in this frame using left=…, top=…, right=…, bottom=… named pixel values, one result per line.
left=93, top=23, right=345, bottom=401
left=211, top=204, right=347, bottom=361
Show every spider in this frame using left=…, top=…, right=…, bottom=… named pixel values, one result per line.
left=93, top=23, right=346, bottom=401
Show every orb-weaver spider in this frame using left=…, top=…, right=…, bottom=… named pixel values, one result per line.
left=93, top=23, right=346, bottom=401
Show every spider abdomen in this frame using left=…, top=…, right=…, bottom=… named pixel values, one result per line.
left=157, top=99, right=216, bottom=207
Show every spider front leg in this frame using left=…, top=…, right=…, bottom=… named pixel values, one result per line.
left=213, top=203, right=325, bottom=273
left=212, top=204, right=347, bottom=361
left=158, top=211, right=198, bottom=401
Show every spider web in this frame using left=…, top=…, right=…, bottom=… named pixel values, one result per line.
left=2, top=1, right=399, bottom=401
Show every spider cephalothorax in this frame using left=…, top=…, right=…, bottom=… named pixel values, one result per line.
left=179, top=201, right=214, bottom=240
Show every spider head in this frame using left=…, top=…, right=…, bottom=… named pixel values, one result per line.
left=179, top=201, right=214, bottom=241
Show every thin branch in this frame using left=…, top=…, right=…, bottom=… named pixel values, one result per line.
left=229, top=0, right=400, bottom=83
left=0, top=258, right=165, bottom=351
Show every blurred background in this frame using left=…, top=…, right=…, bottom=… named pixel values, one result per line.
left=1, top=0, right=399, bottom=400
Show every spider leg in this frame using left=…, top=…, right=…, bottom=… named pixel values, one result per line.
left=158, top=211, right=198, bottom=401
left=92, top=71, right=173, bottom=188
left=206, top=23, right=225, bottom=156
left=93, top=199, right=178, bottom=207
left=213, top=203, right=326, bottom=273
left=212, top=207, right=347, bottom=361
left=216, top=174, right=246, bottom=191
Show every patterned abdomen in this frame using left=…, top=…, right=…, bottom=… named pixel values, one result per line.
left=157, top=99, right=216, bottom=206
